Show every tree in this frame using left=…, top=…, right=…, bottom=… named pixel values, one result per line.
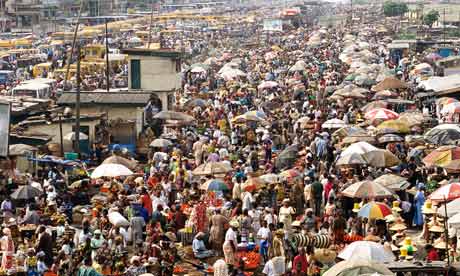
left=423, top=10, right=440, bottom=28
left=383, top=1, right=409, bottom=17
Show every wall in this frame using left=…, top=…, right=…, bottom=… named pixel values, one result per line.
left=77, top=105, right=140, bottom=121
left=127, top=55, right=180, bottom=91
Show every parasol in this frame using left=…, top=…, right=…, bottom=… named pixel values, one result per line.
left=438, top=197, right=460, bottom=218
left=429, top=182, right=460, bottom=202
left=361, top=101, right=388, bottom=113
left=362, top=149, right=400, bottom=168
left=364, top=108, right=399, bottom=121
left=373, top=174, right=410, bottom=191
left=102, top=155, right=138, bottom=170
left=153, top=111, right=195, bottom=122
left=150, top=138, right=173, bottom=148
left=341, top=180, right=394, bottom=198
left=371, top=76, right=407, bottom=91
left=336, top=153, right=368, bottom=166
left=242, top=177, right=266, bottom=192
left=11, top=185, right=42, bottom=200
left=357, top=202, right=392, bottom=219
left=323, top=260, right=393, bottom=276
left=259, top=173, right=281, bottom=184
left=193, top=162, right=233, bottom=176
left=8, top=144, right=37, bottom=156
left=338, top=241, right=395, bottom=262
left=63, top=132, right=89, bottom=140
left=275, top=144, right=298, bottom=170
left=185, top=98, right=207, bottom=107
left=378, top=134, right=403, bottom=143
left=200, top=179, right=228, bottom=191
left=257, top=81, right=279, bottom=90
left=91, top=164, right=133, bottom=179
left=424, top=124, right=460, bottom=145
left=376, top=119, right=410, bottom=134
left=322, top=118, right=349, bottom=129
left=422, top=145, right=460, bottom=167
left=340, top=141, right=378, bottom=157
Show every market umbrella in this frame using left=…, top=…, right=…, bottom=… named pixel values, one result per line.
left=257, top=80, right=278, bottom=90
left=190, top=66, right=206, bottom=73
left=422, top=145, right=460, bottom=167
left=373, top=174, right=410, bottom=191
left=448, top=212, right=460, bottom=228
left=10, top=185, right=42, bottom=200
left=429, top=182, right=460, bottom=202
left=425, top=52, right=442, bottom=61
left=341, top=142, right=378, bottom=157
left=323, top=260, right=393, bottom=276
left=333, top=126, right=367, bottom=138
left=322, top=118, right=349, bottom=129
left=193, top=161, right=233, bottom=176
left=153, top=111, right=195, bottom=122
left=185, top=98, right=207, bottom=107
left=441, top=159, right=460, bottom=172
left=376, top=119, right=410, bottom=134
left=342, top=135, right=376, bottom=145
left=361, top=101, right=388, bottom=113
left=371, top=76, right=407, bottom=91
left=364, top=108, right=399, bottom=121
left=149, top=138, right=173, bottom=148
left=341, top=180, right=394, bottom=198
left=438, top=198, right=460, bottom=218
left=279, top=169, right=301, bottom=181
left=437, top=97, right=458, bottom=106
left=102, top=155, right=138, bottom=170
left=232, top=113, right=265, bottom=124
left=8, top=144, right=37, bottom=156
left=338, top=241, right=394, bottom=262
left=63, top=132, right=89, bottom=140
left=363, top=149, right=400, bottom=167
left=259, top=173, right=281, bottom=184
left=378, top=134, right=403, bottom=143
left=441, top=102, right=460, bottom=115
left=336, top=153, right=368, bottom=166
left=398, top=111, right=425, bottom=125
left=357, top=202, right=392, bottom=219
left=91, top=164, right=133, bottom=179
left=424, top=124, right=460, bottom=145
left=275, top=144, right=298, bottom=170
left=373, top=90, right=398, bottom=99
left=242, top=177, right=266, bottom=192
left=200, top=179, right=229, bottom=191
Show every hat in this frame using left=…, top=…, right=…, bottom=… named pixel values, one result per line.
left=94, top=229, right=102, bottom=235
left=389, top=223, right=407, bottom=231
left=392, top=201, right=402, bottom=212
left=130, top=256, right=141, bottom=264
left=229, top=220, right=239, bottom=228
left=422, top=201, right=435, bottom=214
left=352, top=203, right=360, bottom=213
left=429, top=224, right=444, bottom=233
left=306, top=208, right=313, bottom=213
left=282, top=199, right=290, bottom=203
left=385, top=214, right=396, bottom=223
left=398, top=237, right=417, bottom=252
left=434, top=240, right=451, bottom=250
left=134, top=177, right=144, bottom=185
left=36, top=251, right=46, bottom=258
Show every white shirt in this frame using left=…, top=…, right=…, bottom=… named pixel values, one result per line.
left=263, top=257, right=285, bottom=276
left=225, top=228, right=237, bottom=248
left=242, top=192, right=254, bottom=211
left=257, top=227, right=270, bottom=241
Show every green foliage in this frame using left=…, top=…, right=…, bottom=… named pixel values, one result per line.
left=423, top=10, right=440, bottom=28
left=383, top=1, right=409, bottom=17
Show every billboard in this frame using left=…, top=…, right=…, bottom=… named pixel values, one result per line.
left=263, top=19, right=283, bottom=32
left=0, top=101, right=10, bottom=157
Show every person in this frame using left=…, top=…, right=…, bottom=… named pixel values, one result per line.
left=223, top=220, right=239, bottom=266
left=426, top=244, right=439, bottom=261
left=292, top=247, right=308, bottom=274
left=124, top=256, right=146, bottom=276
left=1, top=197, right=13, bottom=221
left=311, top=179, right=323, bottom=217
left=192, top=232, right=213, bottom=259
left=77, top=258, right=101, bottom=276
left=414, top=184, right=425, bottom=227
left=35, top=226, right=53, bottom=267
left=0, top=228, right=14, bottom=270
left=209, top=208, right=228, bottom=254
left=270, top=230, right=284, bottom=258
left=257, top=220, right=270, bottom=262
left=130, top=210, right=146, bottom=247
left=90, top=230, right=105, bottom=260
left=278, top=199, right=295, bottom=234
left=240, top=209, right=252, bottom=243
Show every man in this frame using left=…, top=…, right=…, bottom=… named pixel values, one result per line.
left=223, top=220, right=238, bottom=267
left=257, top=220, right=270, bottom=262
left=130, top=210, right=146, bottom=247
left=192, top=232, right=213, bottom=259
left=311, top=179, right=323, bottom=217
left=90, top=230, right=105, bottom=260
left=35, top=226, right=53, bottom=267
left=0, top=197, right=13, bottom=220
left=303, top=209, right=316, bottom=233
left=77, top=258, right=101, bottom=276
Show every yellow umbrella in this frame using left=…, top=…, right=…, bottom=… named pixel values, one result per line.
left=377, top=120, right=410, bottom=134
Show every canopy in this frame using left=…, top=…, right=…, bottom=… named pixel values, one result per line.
left=11, top=185, right=42, bottom=200
left=371, top=76, right=407, bottom=91
left=102, top=155, right=138, bottom=170
left=373, top=174, right=410, bottom=191
left=193, top=161, right=233, bottom=176
left=153, top=111, right=195, bottom=122
left=341, top=142, right=378, bottom=157
left=150, top=138, right=173, bottom=148
left=8, top=144, right=37, bottom=156
left=429, top=182, right=460, bottom=202
left=323, top=260, right=393, bottom=276
left=91, top=164, right=133, bottom=179
left=341, top=180, right=394, bottom=198
left=364, top=108, right=399, bottom=121
left=338, top=241, right=394, bottom=262
left=424, top=124, right=460, bottom=145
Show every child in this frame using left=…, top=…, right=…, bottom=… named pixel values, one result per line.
left=25, top=248, right=38, bottom=276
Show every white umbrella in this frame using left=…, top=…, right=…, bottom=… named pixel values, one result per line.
left=341, top=142, right=378, bottom=157
left=150, top=138, right=173, bottom=148
left=336, top=153, right=368, bottom=166
left=341, top=180, right=394, bottom=198
left=322, top=118, right=349, bottom=129
left=338, top=241, right=395, bottom=262
left=91, top=164, right=133, bottom=179
left=323, top=260, right=393, bottom=276
left=63, top=132, right=88, bottom=140
left=448, top=212, right=460, bottom=228
left=438, top=197, right=460, bottom=218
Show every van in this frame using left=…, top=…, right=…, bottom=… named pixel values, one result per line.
left=11, top=82, right=51, bottom=99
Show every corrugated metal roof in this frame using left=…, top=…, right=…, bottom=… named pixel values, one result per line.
left=57, top=92, right=153, bottom=105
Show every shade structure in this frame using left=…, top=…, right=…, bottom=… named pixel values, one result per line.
left=259, top=173, right=281, bottom=184
left=91, top=163, right=133, bottom=179
left=341, top=142, right=378, bottom=157
left=371, top=76, right=407, bottom=91
left=363, top=149, right=400, bottom=168
left=242, top=177, right=266, bottom=192
left=424, top=124, right=460, bottom=145
left=322, top=118, right=349, bottom=129
left=361, top=100, right=388, bottom=113
left=323, top=260, right=393, bottom=276
left=357, top=202, right=392, bottom=219
left=373, top=174, right=410, bottom=191
left=342, top=135, right=376, bottom=145
left=232, top=113, right=265, bottom=124
left=438, top=197, right=460, bottom=218
left=153, top=111, right=195, bottom=122
left=185, top=98, right=207, bottom=107
left=341, top=180, right=394, bottom=198
left=63, top=132, right=89, bottom=140
left=10, top=185, right=42, bottom=200
left=336, top=153, right=368, bottom=166
left=373, top=90, right=398, bottom=99
left=377, top=119, right=410, bottom=134
left=275, top=144, right=298, bottom=170
left=338, top=241, right=395, bottom=262
left=192, top=161, right=233, bottom=176
left=8, top=144, right=37, bottom=156
left=279, top=169, right=301, bottom=181
left=398, top=111, right=426, bottom=125
left=333, top=126, right=367, bottom=138
left=422, top=145, right=460, bottom=167
left=378, top=134, right=403, bottom=143
left=441, top=102, right=460, bottom=115
left=200, top=179, right=229, bottom=191
left=442, top=159, right=460, bottom=172
left=102, top=155, right=138, bottom=170
left=429, top=182, right=460, bottom=202
left=257, top=80, right=278, bottom=90
left=149, top=138, right=173, bottom=148
left=437, top=97, right=458, bottom=106
left=364, top=108, right=399, bottom=121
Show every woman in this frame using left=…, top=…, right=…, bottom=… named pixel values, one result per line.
left=209, top=209, right=228, bottom=255
left=278, top=199, right=295, bottom=234
left=240, top=209, right=252, bottom=243
left=223, top=220, right=239, bottom=267
left=0, top=228, right=14, bottom=270
left=413, top=184, right=425, bottom=227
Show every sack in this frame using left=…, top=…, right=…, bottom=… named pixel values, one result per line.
left=108, top=211, right=129, bottom=227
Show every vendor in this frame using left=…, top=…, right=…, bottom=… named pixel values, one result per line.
left=192, top=232, right=213, bottom=259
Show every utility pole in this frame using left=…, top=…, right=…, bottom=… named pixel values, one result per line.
left=105, top=18, right=110, bottom=92
left=75, top=44, right=81, bottom=154
left=64, top=0, right=84, bottom=90
left=147, top=0, right=155, bottom=49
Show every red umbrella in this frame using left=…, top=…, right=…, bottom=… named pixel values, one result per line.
left=430, top=182, right=460, bottom=202
left=365, top=108, right=399, bottom=121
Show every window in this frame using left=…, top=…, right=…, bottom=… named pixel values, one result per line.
left=130, top=59, right=141, bottom=89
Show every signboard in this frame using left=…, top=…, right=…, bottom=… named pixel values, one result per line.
left=0, top=101, right=10, bottom=157
left=263, top=19, right=283, bottom=32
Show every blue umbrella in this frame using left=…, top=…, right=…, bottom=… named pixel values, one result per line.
left=200, top=179, right=229, bottom=191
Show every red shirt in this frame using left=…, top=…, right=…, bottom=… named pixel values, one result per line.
left=141, top=194, right=153, bottom=216
left=292, top=254, right=308, bottom=273
left=427, top=248, right=439, bottom=261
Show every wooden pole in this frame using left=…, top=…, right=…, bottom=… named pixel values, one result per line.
left=75, top=44, right=81, bottom=154
left=444, top=197, right=450, bottom=269
left=63, top=0, right=84, bottom=90
left=105, top=18, right=110, bottom=92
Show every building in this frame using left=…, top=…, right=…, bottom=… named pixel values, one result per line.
left=121, top=48, right=182, bottom=111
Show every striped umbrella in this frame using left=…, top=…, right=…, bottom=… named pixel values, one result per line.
left=422, top=146, right=460, bottom=167
left=365, top=108, right=399, bottom=121
left=429, top=183, right=460, bottom=202
left=357, top=202, right=392, bottom=219
left=341, top=181, right=394, bottom=198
